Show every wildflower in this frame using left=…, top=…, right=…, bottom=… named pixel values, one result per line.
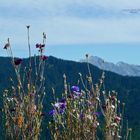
left=114, top=116, right=121, bottom=122
left=36, top=43, right=45, bottom=48
left=73, top=91, right=82, bottom=99
left=54, top=102, right=62, bottom=108
left=74, top=91, right=82, bottom=96
left=93, top=121, right=99, bottom=128
left=71, top=86, right=80, bottom=92
left=54, top=101, right=66, bottom=110
left=71, top=86, right=82, bottom=99
left=79, top=113, right=85, bottom=119
left=60, top=103, right=66, bottom=110
left=49, top=109, right=56, bottom=116
left=14, top=58, right=22, bottom=65
left=41, top=55, right=48, bottom=61
left=36, top=43, right=40, bottom=48
left=59, top=98, right=66, bottom=103
left=59, top=109, right=65, bottom=114
left=54, top=100, right=67, bottom=115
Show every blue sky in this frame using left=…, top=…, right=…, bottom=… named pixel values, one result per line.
left=0, top=0, right=140, bottom=64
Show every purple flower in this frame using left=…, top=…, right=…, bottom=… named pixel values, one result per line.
left=74, top=91, right=82, bottom=96
left=80, top=113, right=85, bottom=119
left=54, top=102, right=62, bottom=108
left=49, top=109, right=56, bottom=116
left=59, top=109, right=65, bottom=114
left=60, top=103, right=66, bottom=110
left=14, top=58, right=22, bottom=65
left=71, top=86, right=80, bottom=92
left=54, top=100, right=67, bottom=115
left=54, top=102, right=66, bottom=110
left=59, top=98, right=66, bottom=103
left=73, top=91, right=82, bottom=99
left=36, top=43, right=40, bottom=48
left=36, top=43, right=45, bottom=48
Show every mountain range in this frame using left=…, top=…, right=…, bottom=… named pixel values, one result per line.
left=80, top=56, right=140, bottom=76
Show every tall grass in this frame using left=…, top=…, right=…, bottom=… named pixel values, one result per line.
left=3, top=26, right=47, bottom=140
left=48, top=55, right=132, bottom=140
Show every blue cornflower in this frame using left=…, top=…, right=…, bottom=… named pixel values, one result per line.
left=80, top=113, right=85, bottom=119
left=59, top=98, right=66, bottom=103
left=54, top=99, right=67, bottom=115
left=49, top=109, right=56, bottom=116
left=59, top=109, right=65, bottom=114
left=71, top=86, right=80, bottom=92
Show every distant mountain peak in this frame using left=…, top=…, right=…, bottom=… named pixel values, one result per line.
left=80, top=56, right=140, bottom=77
